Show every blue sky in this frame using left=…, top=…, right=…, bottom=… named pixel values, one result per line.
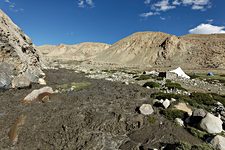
left=0, top=0, right=225, bottom=45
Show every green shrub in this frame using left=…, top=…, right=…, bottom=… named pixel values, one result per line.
left=186, top=126, right=209, bottom=140
left=190, top=92, right=215, bottom=106
left=165, top=82, right=187, bottom=91
left=135, top=75, right=151, bottom=81
left=188, top=73, right=200, bottom=79
left=151, top=92, right=189, bottom=101
left=160, top=109, right=186, bottom=121
left=143, top=81, right=160, bottom=88
left=148, top=116, right=156, bottom=124
left=211, top=93, right=225, bottom=106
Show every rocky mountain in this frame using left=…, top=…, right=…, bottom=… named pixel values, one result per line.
left=95, top=32, right=225, bottom=69
left=0, top=9, right=45, bottom=89
left=38, top=31, right=225, bottom=69
left=37, top=42, right=110, bottom=62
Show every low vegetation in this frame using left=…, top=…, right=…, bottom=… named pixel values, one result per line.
left=151, top=91, right=225, bottom=112
left=165, top=82, right=187, bottom=91
left=135, top=75, right=151, bottom=81
left=148, top=116, right=156, bottom=124
left=160, top=109, right=187, bottom=121
left=143, top=81, right=160, bottom=88
left=186, top=126, right=209, bottom=141
left=56, top=81, right=91, bottom=92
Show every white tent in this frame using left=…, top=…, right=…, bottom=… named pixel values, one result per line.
left=169, top=67, right=190, bottom=79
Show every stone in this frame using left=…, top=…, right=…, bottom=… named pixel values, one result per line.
left=175, top=118, right=184, bottom=126
left=171, top=98, right=176, bottom=102
left=162, top=99, right=170, bottom=109
left=12, top=75, right=31, bottom=89
left=22, top=86, right=54, bottom=104
left=174, top=103, right=192, bottom=116
left=38, top=78, right=47, bottom=85
left=200, top=113, right=223, bottom=134
left=192, top=109, right=206, bottom=118
left=0, top=72, right=12, bottom=89
left=210, top=135, right=225, bottom=150
left=0, top=63, right=14, bottom=89
left=139, top=104, right=154, bottom=115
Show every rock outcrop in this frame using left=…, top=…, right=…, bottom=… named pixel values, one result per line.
left=0, top=9, right=45, bottom=89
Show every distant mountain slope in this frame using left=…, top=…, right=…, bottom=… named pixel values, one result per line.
left=94, top=32, right=225, bottom=69
left=38, top=32, right=225, bottom=69
left=37, top=42, right=110, bottom=61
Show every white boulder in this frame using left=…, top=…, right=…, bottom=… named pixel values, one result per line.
left=162, top=99, right=170, bottom=109
left=200, top=113, right=223, bottom=134
left=210, top=135, right=225, bottom=150
left=139, top=104, right=154, bottom=115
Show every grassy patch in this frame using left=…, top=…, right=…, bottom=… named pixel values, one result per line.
left=188, top=73, right=225, bottom=84
left=190, top=92, right=215, bottom=106
left=186, top=126, right=209, bottom=141
left=165, top=82, right=187, bottom=91
left=143, top=81, right=160, bottom=88
left=102, top=69, right=117, bottom=73
left=135, top=75, right=151, bottom=81
left=56, top=81, right=91, bottom=92
left=211, top=93, right=225, bottom=106
left=148, top=116, right=156, bottom=124
left=151, top=92, right=189, bottom=101
left=151, top=91, right=223, bottom=111
left=160, top=109, right=187, bottom=121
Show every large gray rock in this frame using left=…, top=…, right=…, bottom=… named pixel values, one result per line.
left=210, top=135, right=225, bottom=150
left=192, top=109, right=206, bottom=118
left=0, top=63, right=14, bottom=89
left=12, top=74, right=31, bottom=89
left=200, top=113, right=223, bottom=134
left=0, top=72, right=11, bottom=89
left=0, top=9, right=46, bottom=88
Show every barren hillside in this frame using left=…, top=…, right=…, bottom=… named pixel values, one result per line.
left=37, top=42, right=110, bottom=61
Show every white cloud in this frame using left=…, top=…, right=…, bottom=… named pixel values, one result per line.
left=173, top=0, right=211, bottom=10
left=141, top=0, right=211, bottom=18
left=189, top=24, right=225, bottom=34
left=152, top=0, right=176, bottom=12
left=4, top=0, right=24, bottom=12
left=78, top=0, right=94, bottom=8
left=140, top=12, right=160, bottom=17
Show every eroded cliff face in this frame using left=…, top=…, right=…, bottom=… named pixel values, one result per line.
left=0, top=9, right=45, bottom=89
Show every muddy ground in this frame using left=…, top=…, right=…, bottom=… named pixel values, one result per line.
left=0, top=69, right=203, bottom=150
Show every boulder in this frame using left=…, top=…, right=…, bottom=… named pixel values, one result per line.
left=192, top=109, right=206, bottom=118
left=162, top=99, right=170, bottom=109
left=200, top=113, right=223, bottom=134
left=22, top=86, right=54, bottom=104
left=210, top=135, right=225, bottom=150
left=0, top=63, right=14, bottom=89
left=174, top=103, right=192, bottom=116
left=0, top=72, right=12, bottom=89
left=12, top=75, right=31, bottom=89
left=139, top=104, right=154, bottom=115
